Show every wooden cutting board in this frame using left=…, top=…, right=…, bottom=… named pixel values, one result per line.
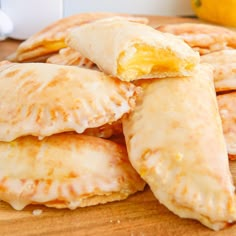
left=1, top=15, right=236, bottom=236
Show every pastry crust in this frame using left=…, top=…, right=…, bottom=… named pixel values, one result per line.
left=201, top=49, right=236, bottom=92
left=67, top=18, right=199, bottom=81
left=122, top=64, right=236, bottom=230
left=83, top=120, right=122, bottom=138
left=9, top=13, right=148, bottom=63
left=217, top=92, right=236, bottom=159
left=47, top=47, right=95, bottom=68
left=157, top=23, right=236, bottom=55
left=0, top=133, right=145, bottom=210
left=0, top=62, right=140, bottom=141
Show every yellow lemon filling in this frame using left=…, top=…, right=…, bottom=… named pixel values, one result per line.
left=44, top=41, right=67, bottom=51
left=117, top=44, right=195, bottom=81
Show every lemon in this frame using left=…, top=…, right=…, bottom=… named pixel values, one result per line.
left=191, top=0, right=236, bottom=27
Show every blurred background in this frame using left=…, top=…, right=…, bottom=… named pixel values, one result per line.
left=0, top=0, right=194, bottom=39
left=62, top=0, right=193, bottom=16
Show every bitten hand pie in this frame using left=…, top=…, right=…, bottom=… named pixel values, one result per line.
left=217, top=92, right=236, bottom=160
left=47, top=47, right=95, bottom=68
left=0, top=62, right=140, bottom=141
left=67, top=17, right=199, bottom=82
left=8, top=13, right=148, bottom=63
left=0, top=133, right=145, bottom=210
left=122, top=64, right=236, bottom=230
left=201, top=49, right=236, bottom=92
left=157, top=23, right=236, bottom=55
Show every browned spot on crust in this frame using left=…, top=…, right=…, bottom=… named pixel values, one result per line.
left=26, top=104, right=34, bottom=119
left=141, top=148, right=159, bottom=161
left=181, top=186, right=188, bottom=195
left=5, top=68, right=21, bottom=78
left=229, top=154, right=236, bottom=160
left=18, top=70, right=35, bottom=81
left=110, top=95, right=122, bottom=106
left=171, top=120, right=181, bottom=129
left=44, top=179, right=52, bottom=194
left=68, top=172, right=78, bottom=178
left=0, top=177, right=7, bottom=192
left=68, top=184, right=77, bottom=197
left=47, top=68, right=71, bottom=88
left=22, top=81, right=41, bottom=96
left=51, top=106, right=68, bottom=122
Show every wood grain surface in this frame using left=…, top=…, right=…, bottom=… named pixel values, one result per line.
left=0, top=15, right=236, bottom=236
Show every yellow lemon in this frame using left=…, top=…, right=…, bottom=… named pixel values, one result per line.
left=191, top=0, right=236, bottom=27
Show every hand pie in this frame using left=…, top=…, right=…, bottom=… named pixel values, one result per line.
left=0, top=133, right=145, bottom=210
left=122, top=64, right=236, bottom=230
left=201, top=49, right=236, bottom=92
left=67, top=17, right=199, bottom=82
left=0, top=62, right=140, bottom=141
left=8, top=13, right=148, bottom=63
left=47, top=47, right=95, bottom=69
left=157, top=23, right=236, bottom=55
left=217, top=92, right=236, bottom=160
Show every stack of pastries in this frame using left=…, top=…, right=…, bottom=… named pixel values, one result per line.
left=1, top=13, right=236, bottom=231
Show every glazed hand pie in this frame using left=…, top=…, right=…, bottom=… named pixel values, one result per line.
left=8, top=13, right=148, bottom=63
left=157, top=23, right=236, bottom=55
left=122, top=64, right=236, bottom=230
left=47, top=47, right=95, bottom=68
left=217, top=92, right=236, bottom=160
left=66, top=17, right=199, bottom=82
left=201, top=49, right=236, bottom=92
left=0, top=62, right=140, bottom=141
left=0, top=133, right=145, bottom=210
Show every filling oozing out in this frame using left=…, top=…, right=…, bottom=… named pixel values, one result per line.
left=117, top=44, right=195, bottom=81
left=44, top=40, right=67, bottom=51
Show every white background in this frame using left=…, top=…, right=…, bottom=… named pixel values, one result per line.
left=0, top=0, right=194, bottom=39
left=63, top=0, right=194, bottom=16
